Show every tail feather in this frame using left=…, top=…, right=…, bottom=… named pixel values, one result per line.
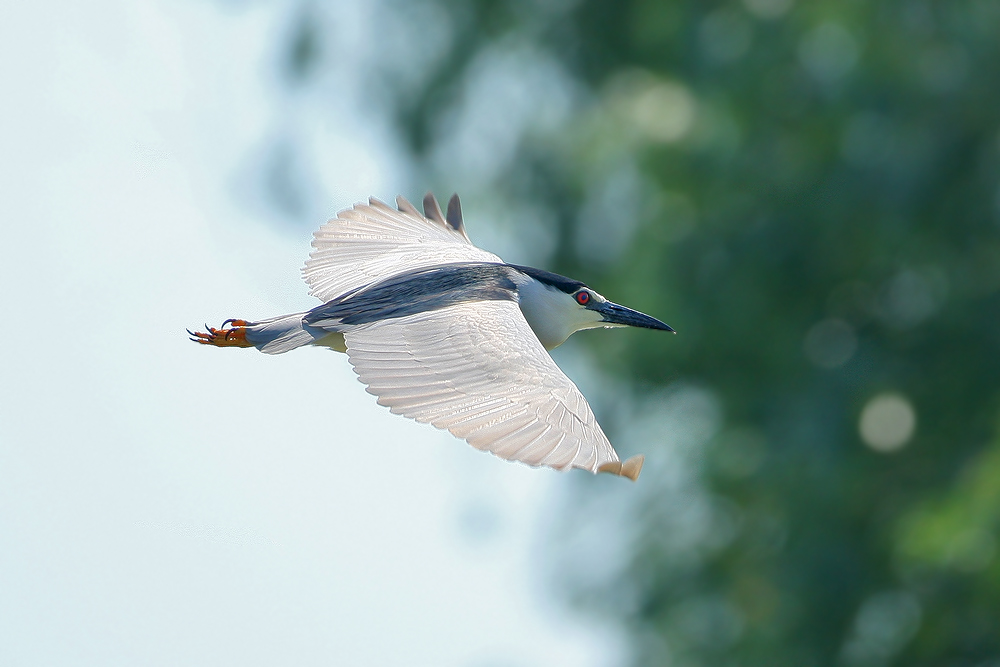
left=244, top=313, right=327, bottom=354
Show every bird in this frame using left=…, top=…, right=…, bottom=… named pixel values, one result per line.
left=190, top=193, right=673, bottom=481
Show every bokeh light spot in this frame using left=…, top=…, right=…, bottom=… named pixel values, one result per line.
left=877, top=268, right=947, bottom=329
left=609, top=72, right=697, bottom=143
left=840, top=591, right=922, bottom=664
left=799, top=22, right=859, bottom=82
left=803, top=318, right=857, bottom=368
left=859, top=393, right=916, bottom=452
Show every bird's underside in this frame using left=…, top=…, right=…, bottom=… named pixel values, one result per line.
left=190, top=194, right=650, bottom=481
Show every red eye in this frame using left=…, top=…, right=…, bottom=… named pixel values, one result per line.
left=576, top=291, right=590, bottom=305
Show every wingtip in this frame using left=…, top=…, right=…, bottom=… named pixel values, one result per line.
left=597, top=454, right=644, bottom=481
left=597, top=461, right=621, bottom=476
left=396, top=195, right=421, bottom=217
left=422, top=192, right=447, bottom=226
left=621, top=454, right=644, bottom=481
left=445, top=193, right=463, bottom=231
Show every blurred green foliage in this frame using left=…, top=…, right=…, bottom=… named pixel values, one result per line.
left=283, top=0, right=1000, bottom=663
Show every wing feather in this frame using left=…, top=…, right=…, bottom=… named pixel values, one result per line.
left=303, top=195, right=501, bottom=302
left=343, top=301, right=622, bottom=474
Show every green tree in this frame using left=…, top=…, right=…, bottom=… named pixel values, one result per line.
left=280, top=0, right=1000, bottom=663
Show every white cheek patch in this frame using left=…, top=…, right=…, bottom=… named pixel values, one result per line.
left=576, top=307, right=606, bottom=329
left=515, top=279, right=614, bottom=349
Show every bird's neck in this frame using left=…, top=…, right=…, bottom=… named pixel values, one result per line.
left=513, top=276, right=592, bottom=350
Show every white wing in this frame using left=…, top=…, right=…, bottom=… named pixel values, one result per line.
left=344, top=300, right=642, bottom=478
left=303, top=195, right=502, bottom=302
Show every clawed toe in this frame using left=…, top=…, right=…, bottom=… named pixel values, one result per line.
left=188, top=319, right=254, bottom=348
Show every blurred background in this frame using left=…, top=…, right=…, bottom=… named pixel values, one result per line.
left=3, top=0, right=1000, bottom=665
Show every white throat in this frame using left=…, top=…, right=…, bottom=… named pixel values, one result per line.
left=514, top=276, right=604, bottom=350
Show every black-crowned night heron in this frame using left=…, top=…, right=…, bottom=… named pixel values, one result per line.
left=191, top=194, right=673, bottom=480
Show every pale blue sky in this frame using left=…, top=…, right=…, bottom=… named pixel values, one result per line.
left=0, top=1, right=626, bottom=664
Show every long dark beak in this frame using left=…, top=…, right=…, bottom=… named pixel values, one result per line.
left=596, top=301, right=675, bottom=332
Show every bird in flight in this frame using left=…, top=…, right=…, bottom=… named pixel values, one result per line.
left=190, top=194, right=673, bottom=480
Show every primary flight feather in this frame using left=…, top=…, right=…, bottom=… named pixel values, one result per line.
left=190, top=194, right=674, bottom=480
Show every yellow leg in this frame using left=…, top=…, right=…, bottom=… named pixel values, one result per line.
left=188, top=319, right=254, bottom=348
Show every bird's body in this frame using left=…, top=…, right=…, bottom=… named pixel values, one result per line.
left=191, top=194, right=673, bottom=480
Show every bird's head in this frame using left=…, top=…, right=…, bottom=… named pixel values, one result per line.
left=511, top=265, right=674, bottom=350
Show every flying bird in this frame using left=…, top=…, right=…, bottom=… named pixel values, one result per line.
left=190, top=194, right=673, bottom=480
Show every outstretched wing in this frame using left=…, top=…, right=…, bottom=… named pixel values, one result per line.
left=343, top=300, right=641, bottom=478
left=303, top=194, right=502, bottom=303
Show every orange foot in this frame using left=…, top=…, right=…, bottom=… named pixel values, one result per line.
left=188, top=319, right=254, bottom=348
